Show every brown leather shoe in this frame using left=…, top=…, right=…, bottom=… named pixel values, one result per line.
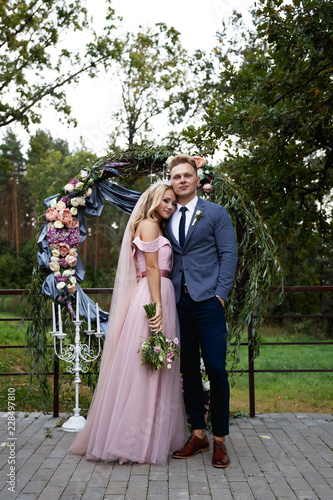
left=212, top=440, right=230, bottom=468
left=172, top=434, right=209, bottom=459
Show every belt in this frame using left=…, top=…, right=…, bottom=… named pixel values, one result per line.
left=141, top=270, right=170, bottom=278
left=181, top=285, right=189, bottom=294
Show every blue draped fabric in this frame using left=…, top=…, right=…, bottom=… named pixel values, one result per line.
left=38, top=180, right=141, bottom=333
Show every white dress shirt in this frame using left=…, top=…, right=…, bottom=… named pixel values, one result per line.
left=171, top=196, right=198, bottom=244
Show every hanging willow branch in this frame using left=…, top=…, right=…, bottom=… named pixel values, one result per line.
left=210, top=171, right=283, bottom=370
left=24, top=144, right=282, bottom=409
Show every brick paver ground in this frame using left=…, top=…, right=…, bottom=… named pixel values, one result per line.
left=0, top=412, right=332, bottom=500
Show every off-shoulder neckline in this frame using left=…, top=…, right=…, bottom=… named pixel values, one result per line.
left=132, top=235, right=169, bottom=244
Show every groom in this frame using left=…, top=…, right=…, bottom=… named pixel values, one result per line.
left=166, top=154, right=238, bottom=468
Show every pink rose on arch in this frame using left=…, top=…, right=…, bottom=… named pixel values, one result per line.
left=67, top=284, right=77, bottom=294
left=65, top=254, right=78, bottom=267
left=68, top=248, right=78, bottom=257
left=58, top=209, right=72, bottom=226
left=193, top=156, right=206, bottom=169
left=57, top=242, right=71, bottom=257
left=202, top=183, right=213, bottom=194
left=45, top=208, right=59, bottom=221
left=66, top=217, right=79, bottom=229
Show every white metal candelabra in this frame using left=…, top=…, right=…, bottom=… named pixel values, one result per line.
left=50, top=294, right=103, bottom=432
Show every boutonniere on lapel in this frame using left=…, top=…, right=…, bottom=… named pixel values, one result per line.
left=191, top=209, right=204, bottom=227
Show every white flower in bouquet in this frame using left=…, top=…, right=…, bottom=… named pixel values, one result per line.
left=50, top=198, right=57, bottom=208
left=54, top=220, right=64, bottom=229
left=62, top=270, right=72, bottom=277
left=75, top=181, right=84, bottom=190
left=203, top=380, right=210, bottom=391
left=70, top=207, right=78, bottom=215
left=56, top=281, right=66, bottom=290
left=52, top=249, right=60, bottom=257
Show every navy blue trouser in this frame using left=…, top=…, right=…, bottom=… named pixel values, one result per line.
left=177, top=293, right=229, bottom=437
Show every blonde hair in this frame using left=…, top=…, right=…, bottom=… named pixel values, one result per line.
left=130, top=184, right=175, bottom=238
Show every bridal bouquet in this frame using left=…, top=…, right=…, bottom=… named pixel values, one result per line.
left=138, top=302, right=180, bottom=373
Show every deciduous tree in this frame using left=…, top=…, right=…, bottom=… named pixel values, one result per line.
left=0, top=0, right=120, bottom=130
left=184, top=0, right=333, bottom=285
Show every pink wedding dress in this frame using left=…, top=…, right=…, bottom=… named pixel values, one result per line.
left=69, top=236, right=185, bottom=465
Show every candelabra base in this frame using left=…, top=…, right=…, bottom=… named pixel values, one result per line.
left=62, top=415, right=86, bottom=432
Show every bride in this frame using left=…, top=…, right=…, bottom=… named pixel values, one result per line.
left=69, top=183, right=185, bottom=465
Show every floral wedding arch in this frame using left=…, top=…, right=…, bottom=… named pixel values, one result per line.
left=25, top=145, right=282, bottom=407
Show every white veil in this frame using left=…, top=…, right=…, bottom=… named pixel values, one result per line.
left=70, top=181, right=170, bottom=454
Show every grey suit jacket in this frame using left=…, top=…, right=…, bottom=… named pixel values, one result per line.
left=166, top=197, right=238, bottom=303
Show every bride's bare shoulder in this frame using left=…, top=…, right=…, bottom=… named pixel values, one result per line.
left=135, top=219, right=159, bottom=242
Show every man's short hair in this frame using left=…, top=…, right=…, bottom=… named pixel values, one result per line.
left=169, top=154, right=198, bottom=173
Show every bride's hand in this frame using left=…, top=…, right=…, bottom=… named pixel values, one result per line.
left=148, top=304, right=163, bottom=332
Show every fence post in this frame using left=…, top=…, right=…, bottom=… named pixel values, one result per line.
left=248, top=317, right=256, bottom=417
left=53, top=354, right=59, bottom=418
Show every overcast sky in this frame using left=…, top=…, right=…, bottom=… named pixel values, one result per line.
left=18, top=0, right=255, bottom=155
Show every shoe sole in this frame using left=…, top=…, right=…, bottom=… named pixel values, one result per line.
left=212, top=462, right=230, bottom=468
left=172, top=446, right=210, bottom=459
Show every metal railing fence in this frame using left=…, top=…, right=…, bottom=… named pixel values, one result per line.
left=1, top=286, right=332, bottom=418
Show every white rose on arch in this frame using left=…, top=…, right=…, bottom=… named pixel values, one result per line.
left=56, top=282, right=66, bottom=290
left=71, top=198, right=80, bottom=207
left=56, top=201, right=66, bottom=210
left=64, top=183, right=75, bottom=193
left=50, top=261, right=60, bottom=272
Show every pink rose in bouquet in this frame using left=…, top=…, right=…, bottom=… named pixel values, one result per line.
left=57, top=242, right=71, bottom=257
left=65, top=254, right=77, bottom=267
left=45, top=208, right=59, bottom=221
left=193, top=156, right=206, bottom=169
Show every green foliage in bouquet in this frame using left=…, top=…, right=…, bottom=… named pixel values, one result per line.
left=138, top=302, right=180, bottom=372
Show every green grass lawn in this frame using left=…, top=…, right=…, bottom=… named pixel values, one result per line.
left=0, top=316, right=332, bottom=415
left=229, top=325, right=333, bottom=414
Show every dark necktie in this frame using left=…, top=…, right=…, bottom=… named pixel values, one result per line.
left=179, top=206, right=187, bottom=248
